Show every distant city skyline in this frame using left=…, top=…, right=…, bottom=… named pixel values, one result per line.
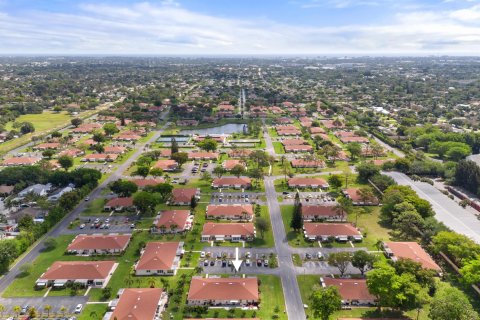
left=1, top=0, right=480, bottom=55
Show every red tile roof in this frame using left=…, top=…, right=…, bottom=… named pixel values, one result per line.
left=291, top=159, right=324, bottom=168
left=187, top=151, right=219, bottom=159
left=281, top=138, right=307, bottom=146
left=202, top=222, right=255, bottom=237
left=206, top=204, right=253, bottom=218
left=40, top=261, right=116, bottom=280
left=136, top=242, right=181, bottom=271
left=153, top=159, right=178, bottom=170
left=67, top=234, right=131, bottom=252
left=171, top=188, right=199, bottom=204
left=155, top=210, right=190, bottom=230
left=129, top=178, right=165, bottom=188
left=188, top=277, right=259, bottom=301
left=223, top=160, right=245, bottom=170
left=212, top=177, right=252, bottom=187
left=2, top=157, right=41, bottom=166
left=323, top=278, right=375, bottom=301
left=288, top=177, right=328, bottom=188
left=384, top=242, right=441, bottom=271
left=301, top=205, right=344, bottom=218
left=304, top=223, right=361, bottom=237
left=110, top=288, right=164, bottom=320
left=105, top=197, right=134, bottom=208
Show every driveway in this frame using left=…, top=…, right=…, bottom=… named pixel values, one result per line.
left=384, top=171, right=480, bottom=244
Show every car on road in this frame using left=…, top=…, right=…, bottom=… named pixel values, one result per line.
left=79, top=224, right=85, bottom=229
left=282, top=191, right=289, bottom=195
left=74, top=304, right=83, bottom=314
left=20, top=305, right=29, bottom=315
left=84, top=197, right=90, bottom=201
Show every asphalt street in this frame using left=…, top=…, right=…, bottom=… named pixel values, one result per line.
left=384, top=171, right=480, bottom=244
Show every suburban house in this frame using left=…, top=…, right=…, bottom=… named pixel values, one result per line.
left=201, top=222, right=255, bottom=242
left=228, top=149, right=252, bottom=158
left=277, top=128, right=301, bottom=136
left=170, top=188, right=200, bottom=205
left=212, top=177, right=252, bottom=189
left=281, top=138, right=307, bottom=146
left=36, top=261, right=117, bottom=288
left=17, top=183, right=52, bottom=198
left=129, top=178, right=165, bottom=188
left=33, top=142, right=61, bottom=150
left=114, top=133, right=141, bottom=141
left=223, top=159, right=246, bottom=170
left=290, top=159, right=325, bottom=168
left=321, top=277, right=376, bottom=306
left=343, top=188, right=379, bottom=205
left=58, top=148, right=85, bottom=157
left=287, top=177, right=329, bottom=189
left=284, top=145, right=313, bottom=153
left=309, top=127, right=325, bottom=134
left=82, top=153, right=119, bottom=162
left=72, top=123, right=102, bottom=133
left=104, top=288, right=168, bottom=320
left=303, top=223, right=363, bottom=242
left=135, top=242, right=183, bottom=276
left=206, top=204, right=253, bottom=221
left=301, top=205, right=345, bottom=221
left=104, top=146, right=127, bottom=154
left=2, top=157, right=42, bottom=166
left=104, top=197, right=135, bottom=212
left=152, top=159, right=178, bottom=171
left=187, top=151, right=219, bottom=160
left=383, top=241, right=442, bottom=273
left=339, top=136, right=370, bottom=144
left=187, top=277, right=259, bottom=307
left=152, top=210, right=192, bottom=233
left=66, top=234, right=131, bottom=255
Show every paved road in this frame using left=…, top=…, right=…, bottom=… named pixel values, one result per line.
left=0, top=296, right=89, bottom=315
left=0, top=115, right=170, bottom=295
left=384, top=171, right=480, bottom=244
left=370, top=135, right=404, bottom=158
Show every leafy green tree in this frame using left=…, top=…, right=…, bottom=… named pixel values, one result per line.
left=255, top=217, right=270, bottom=239
left=57, top=155, right=74, bottom=171
left=133, top=191, right=159, bottom=216
left=71, top=118, right=83, bottom=127
left=346, top=142, right=362, bottom=160
left=356, top=162, right=380, bottom=182
left=109, top=180, right=138, bottom=197
left=149, top=168, right=163, bottom=178
left=92, top=130, right=106, bottom=143
left=327, top=251, right=352, bottom=277
left=170, top=137, right=179, bottom=154
left=42, top=149, right=55, bottom=159
left=44, top=237, right=57, bottom=251
left=351, top=250, right=376, bottom=275
left=290, top=193, right=303, bottom=231
left=20, top=122, right=35, bottom=134
left=431, top=231, right=480, bottom=265
left=135, top=166, right=150, bottom=178
left=429, top=283, right=479, bottom=320
left=335, top=196, right=353, bottom=219
left=460, top=258, right=480, bottom=285
left=0, top=240, right=18, bottom=273
left=230, top=164, right=246, bottom=178
left=144, top=183, right=173, bottom=202
left=310, top=286, right=342, bottom=320
left=171, top=152, right=188, bottom=168
left=213, top=166, right=226, bottom=178
left=197, top=138, right=218, bottom=151
left=328, top=174, right=343, bottom=189
left=392, top=209, right=425, bottom=240
left=103, top=122, right=119, bottom=136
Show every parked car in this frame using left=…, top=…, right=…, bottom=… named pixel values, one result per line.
left=203, top=260, right=209, bottom=266
left=245, top=259, right=251, bottom=266
left=200, top=251, right=206, bottom=258
left=79, top=224, right=85, bottom=229
left=264, top=259, right=269, bottom=267
left=74, top=304, right=83, bottom=314
left=256, top=259, right=262, bottom=267
left=20, top=305, right=30, bottom=315
left=305, top=253, right=312, bottom=259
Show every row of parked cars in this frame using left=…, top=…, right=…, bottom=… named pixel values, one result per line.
left=191, top=162, right=209, bottom=174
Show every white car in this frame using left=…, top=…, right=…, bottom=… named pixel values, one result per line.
left=200, top=251, right=206, bottom=258
left=245, top=259, right=251, bottom=266
left=79, top=224, right=85, bottom=229
left=74, top=304, right=83, bottom=314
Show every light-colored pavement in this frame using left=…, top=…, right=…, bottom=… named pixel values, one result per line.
left=370, top=135, right=405, bottom=158
left=384, top=171, right=480, bottom=244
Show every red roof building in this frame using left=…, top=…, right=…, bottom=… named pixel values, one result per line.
left=107, top=288, right=168, bottom=320
left=135, top=242, right=183, bottom=276
left=129, top=178, right=165, bottom=188
left=2, top=157, right=42, bottom=166
left=223, top=159, right=245, bottom=170
left=303, top=223, right=362, bottom=242
left=322, top=277, right=376, bottom=306
left=153, top=159, right=178, bottom=171
left=170, top=188, right=200, bottom=205
left=383, top=242, right=441, bottom=272
left=152, top=210, right=192, bottom=233
left=206, top=204, right=253, bottom=220
left=291, top=159, right=325, bottom=168
left=187, top=277, right=259, bottom=306
left=67, top=234, right=131, bottom=255
left=212, top=177, right=252, bottom=189
left=342, top=188, right=379, bottom=205
left=104, top=197, right=134, bottom=211
left=301, top=205, right=345, bottom=221
left=288, top=177, right=329, bottom=189
left=187, top=151, right=219, bottom=160
left=201, top=222, right=255, bottom=242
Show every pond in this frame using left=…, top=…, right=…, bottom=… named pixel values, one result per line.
left=178, top=123, right=248, bottom=136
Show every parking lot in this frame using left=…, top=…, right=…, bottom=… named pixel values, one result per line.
left=62, top=215, right=137, bottom=234
left=210, top=192, right=265, bottom=205
left=280, top=192, right=336, bottom=205
left=0, top=296, right=88, bottom=318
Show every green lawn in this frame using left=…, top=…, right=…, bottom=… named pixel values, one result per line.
left=3, top=235, right=76, bottom=297
left=347, top=206, right=392, bottom=250
left=5, top=112, right=72, bottom=132
left=78, top=303, right=109, bottom=320
left=248, top=205, right=275, bottom=248
left=280, top=205, right=318, bottom=248
left=273, top=141, right=285, bottom=154
left=292, top=253, right=303, bottom=266
left=80, top=198, right=107, bottom=216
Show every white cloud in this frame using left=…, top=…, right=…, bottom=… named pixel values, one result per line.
left=0, top=1, right=479, bottom=55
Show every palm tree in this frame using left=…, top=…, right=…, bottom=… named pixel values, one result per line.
left=44, top=305, right=52, bottom=317
left=13, top=306, right=20, bottom=318
left=160, top=278, right=170, bottom=293
left=148, top=277, right=157, bottom=288
left=60, top=305, right=67, bottom=316
left=124, top=276, right=134, bottom=287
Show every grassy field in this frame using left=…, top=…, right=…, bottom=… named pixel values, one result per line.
left=280, top=205, right=318, bottom=248
left=248, top=205, right=275, bottom=248
left=347, top=206, right=392, bottom=250
left=273, top=141, right=285, bottom=154
left=80, top=198, right=107, bottom=216
left=5, top=112, right=72, bottom=132
left=3, top=235, right=77, bottom=297
left=78, top=304, right=109, bottom=320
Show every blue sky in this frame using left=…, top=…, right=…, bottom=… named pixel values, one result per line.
left=0, top=0, right=479, bottom=55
